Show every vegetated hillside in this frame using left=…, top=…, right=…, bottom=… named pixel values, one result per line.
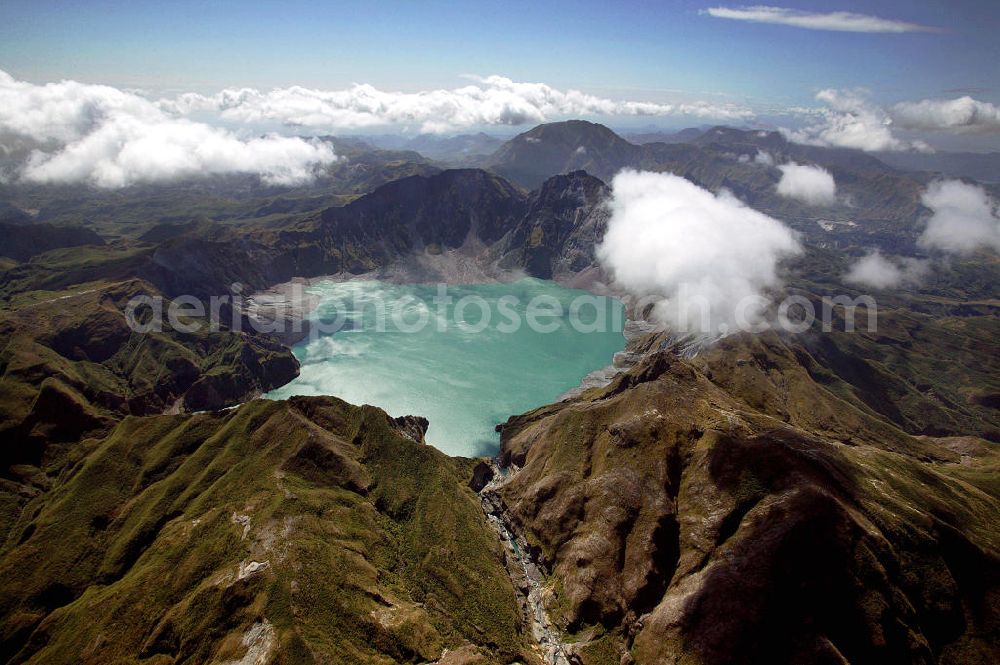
left=0, top=396, right=529, bottom=664
left=0, top=278, right=298, bottom=470
left=491, top=319, right=1000, bottom=664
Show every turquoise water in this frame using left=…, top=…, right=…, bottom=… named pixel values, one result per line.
left=264, top=279, right=625, bottom=457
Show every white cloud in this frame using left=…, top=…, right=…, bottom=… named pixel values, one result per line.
left=163, top=75, right=754, bottom=134
left=0, top=69, right=336, bottom=187
left=754, top=150, right=774, bottom=166
left=596, top=170, right=802, bottom=336
left=844, top=250, right=929, bottom=289
left=0, top=70, right=758, bottom=183
left=703, top=6, right=937, bottom=33
left=918, top=179, right=1000, bottom=253
left=782, top=89, right=930, bottom=152
left=776, top=162, right=836, bottom=205
left=22, top=117, right=335, bottom=188
left=891, top=97, right=1000, bottom=133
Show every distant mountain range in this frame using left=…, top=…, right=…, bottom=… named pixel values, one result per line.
left=362, top=131, right=506, bottom=163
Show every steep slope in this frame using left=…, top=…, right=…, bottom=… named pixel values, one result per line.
left=88, top=168, right=597, bottom=293
left=491, top=328, right=1000, bottom=664
left=321, top=168, right=527, bottom=250
left=0, top=396, right=529, bottom=664
left=496, top=171, right=610, bottom=280
left=0, top=278, right=298, bottom=470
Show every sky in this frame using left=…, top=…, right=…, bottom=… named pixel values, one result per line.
left=1, top=0, right=1000, bottom=191
left=2, top=1, right=997, bottom=103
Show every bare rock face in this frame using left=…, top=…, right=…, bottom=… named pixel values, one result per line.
left=469, top=461, right=495, bottom=492
left=391, top=414, right=430, bottom=444
left=495, top=342, right=1000, bottom=665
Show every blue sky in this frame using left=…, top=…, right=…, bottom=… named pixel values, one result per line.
left=1, top=0, right=997, bottom=107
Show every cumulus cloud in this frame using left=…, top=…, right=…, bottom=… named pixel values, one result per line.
left=782, top=89, right=930, bottom=152
left=21, top=118, right=336, bottom=188
left=776, top=162, right=836, bottom=205
left=891, top=97, right=1000, bottom=133
left=919, top=179, right=1000, bottom=253
left=703, top=6, right=938, bottom=33
left=162, top=75, right=754, bottom=134
left=0, top=69, right=336, bottom=187
left=844, top=250, right=929, bottom=289
left=785, top=90, right=1000, bottom=152
left=596, top=170, right=802, bottom=336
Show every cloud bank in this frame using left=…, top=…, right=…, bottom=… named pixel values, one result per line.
left=891, top=97, right=1000, bottom=133
left=704, top=6, right=938, bottom=33
left=0, top=70, right=336, bottom=187
left=784, top=90, right=1000, bottom=152
left=919, top=179, right=1000, bottom=253
left=776, top=162, right=836, bottom=205
left=0, top=69, right=757, bottom=184
left=844, top=250, right=929, bottom=289
left=783, top=89, right=929, bottom=152
left=597, top=170, right=802, bottom=336
left=163, top=75, right=754, bottom=134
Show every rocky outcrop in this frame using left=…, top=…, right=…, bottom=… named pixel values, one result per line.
left=496, top=170, right=610, bottom=280
left=391, top=414, right=430, bottom=444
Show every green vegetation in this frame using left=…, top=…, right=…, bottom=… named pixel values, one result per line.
left=0, top=397, right=527, bottom=664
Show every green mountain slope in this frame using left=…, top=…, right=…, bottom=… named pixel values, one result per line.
left=0, top=396, right=528, bottom=664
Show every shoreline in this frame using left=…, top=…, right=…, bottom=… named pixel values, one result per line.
left=250, top=264, right=659, bottom=438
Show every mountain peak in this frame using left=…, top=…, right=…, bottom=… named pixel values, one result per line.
left=487, top=121, right=638, bottom=188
